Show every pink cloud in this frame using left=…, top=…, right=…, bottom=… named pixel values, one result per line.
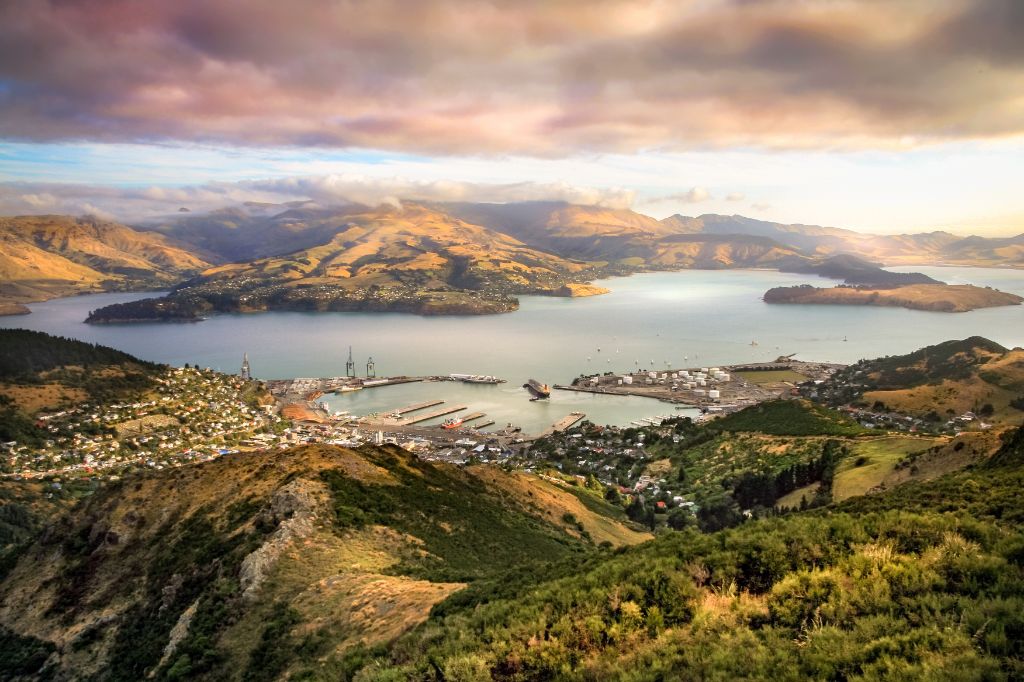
left=0, top=0, right=1022, bottom=155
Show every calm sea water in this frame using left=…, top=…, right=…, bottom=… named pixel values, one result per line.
left=4, top=267, right=1022, bottom=430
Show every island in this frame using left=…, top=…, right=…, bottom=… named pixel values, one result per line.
left=764, top=283, right=1023, bottom=312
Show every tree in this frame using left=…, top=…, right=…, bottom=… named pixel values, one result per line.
left=666, top=508, right=693, bottom=530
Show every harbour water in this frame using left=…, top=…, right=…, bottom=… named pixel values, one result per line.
left=4, top=267, right=1022, bottom=429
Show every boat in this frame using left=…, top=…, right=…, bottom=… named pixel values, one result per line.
left=449, top=373, right=505, bottom=384
left=339, top=385, right=363, bottom=392
left=442, top=417, right=464, bottom=429
left=523, top=378, right=551, bottom=399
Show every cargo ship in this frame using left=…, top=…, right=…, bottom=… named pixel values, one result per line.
left=524, top=378, right=551, bottom=399
left=442, top=417, right=464, bottom=429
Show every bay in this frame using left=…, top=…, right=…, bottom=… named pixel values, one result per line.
left=3, top=267, right=1022, bottom=431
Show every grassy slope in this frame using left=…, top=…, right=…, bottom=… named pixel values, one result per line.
left=347, top=435, right=1024, bottom=680
left=0, top=444, right=645, bottom=680
left=836, top=337, right=1024, bottom=425
left=713, top=400, right=868, bottom=437
left=0, top=215, right=209, bottom=307
left=832, top=436, right=943, bottom=501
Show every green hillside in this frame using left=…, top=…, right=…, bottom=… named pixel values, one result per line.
left=338, top=434, right=1024, bottom=680
left=0, top=444, right=645, bottom=680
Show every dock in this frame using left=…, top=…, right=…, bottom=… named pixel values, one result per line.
left=401, top=404, right=468, bottom=425
left=473, top=420, right=495, bottom=429
left=460, top=412, right=486, bottom=423
left=391, top=400, right=444, bottom=415
left=534, top=412, right=586, bottom=438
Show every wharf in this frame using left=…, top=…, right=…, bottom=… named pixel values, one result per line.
left=533, top=412, right=586, bottom=439
left=392, top=400, right=444, bottom=415
left=400, top=404, right=468, bottom=425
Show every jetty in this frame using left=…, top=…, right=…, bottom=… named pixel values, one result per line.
left=401, top=404, right=468, bottom=425
left=391, top=399, right=444, bottom=415
left=534, top=412, right=586, bottom=438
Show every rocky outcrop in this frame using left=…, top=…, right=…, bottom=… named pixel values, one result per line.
left=238, top=478, right=327, bottom=600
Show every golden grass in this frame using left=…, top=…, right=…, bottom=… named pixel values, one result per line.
left=467, top=466, right=652, bottom=548
left=776, top=482, right=821, bottom=509
left=832, top=436, right=943, bottom=501
left=734, top=370, right=810, bottom=385
left=0, top=382, right=88, bottom=414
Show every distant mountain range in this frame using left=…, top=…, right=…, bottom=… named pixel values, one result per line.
left=1, top=202, right=1021, bottom=318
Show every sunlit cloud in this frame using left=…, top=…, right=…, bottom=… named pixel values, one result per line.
left=1, top=0, right=1022, bottom=156
left=0, top=176, right=635, bottom=221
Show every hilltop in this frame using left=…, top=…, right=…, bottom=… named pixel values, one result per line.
left=812, top=336, right=1024, bottom=426
left=0, top=329, right=163, bottom=447
left=0, top=443, right=647, bottom=680
left=0, top=216, right=210, bottom=314
left=87, top=204, right=608, bottom=321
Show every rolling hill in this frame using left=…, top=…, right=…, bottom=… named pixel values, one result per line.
left=445, top=202, right=807, bottom=267
left=815, top=336, right=1024, bottom=424
left=1, top=430, right=1021, bottom=679
left=0, top=443, right=647, bottom=680
left=86, top=203, right=609, bottom=320
left=5, top=202, right=1024, bottom=320
left=662, top=213, right=1024, bottom=267
left=0, top=216, right=210, bottom=314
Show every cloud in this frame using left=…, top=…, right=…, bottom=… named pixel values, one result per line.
left=0, top=176, right=635, bottom=221
left=725, top=192, right=745, bottom=202
left=646, top=187, right=712, bottom=205
left=1, top=0, right=1022, bottom=156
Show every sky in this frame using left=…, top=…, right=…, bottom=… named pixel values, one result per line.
left=1, top=0, right=1022, bottom=235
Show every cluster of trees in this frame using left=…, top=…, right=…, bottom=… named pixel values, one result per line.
left=713, top=400, right=866, bottom=436
left=731, top=439, right=845, bottom=510
left=0, top=329, right=158, bottom=380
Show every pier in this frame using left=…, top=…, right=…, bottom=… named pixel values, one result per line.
left=400, top=404, right=468, bottom=425
left=391, top=399, right=444, bottom=415
left=534, top=412, right=586, bottom=438
left=473, top=420, right=495, bottom=429
left=460, top=412, right=486, bottom=423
